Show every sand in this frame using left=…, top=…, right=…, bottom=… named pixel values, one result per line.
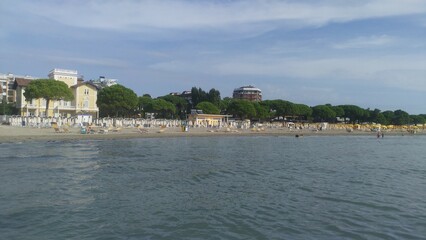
left=0, top=124, right=422, bottom=144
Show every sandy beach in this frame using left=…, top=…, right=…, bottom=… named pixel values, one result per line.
left=0, top=124, right=422, bottom=143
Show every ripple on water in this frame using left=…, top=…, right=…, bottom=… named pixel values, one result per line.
left=1, top=136, right=426, bottom=239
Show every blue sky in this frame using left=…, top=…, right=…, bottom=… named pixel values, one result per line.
left=1, top=0, right=426, bottom=114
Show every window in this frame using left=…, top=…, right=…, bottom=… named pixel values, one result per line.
left=84, top=89, right=89, bottom=95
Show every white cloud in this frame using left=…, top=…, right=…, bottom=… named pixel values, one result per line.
left=46, top=56, right=129, bottom=69
left=333, top=35, right=396, bottom=49
left=149, top=54, right=426, bottom=92
left=9, top=0, right=426, bottom=31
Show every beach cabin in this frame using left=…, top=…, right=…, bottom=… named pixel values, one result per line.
left=187, top=112, right=229, bottom=128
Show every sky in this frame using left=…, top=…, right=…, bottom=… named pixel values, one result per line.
left=1, top=0, right=426, bottom=114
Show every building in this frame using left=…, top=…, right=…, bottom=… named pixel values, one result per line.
left=169, top=90, right=192, bottom=105
left=232, top=85, right=262, bottom=102
left=0, top=73, right=36, bottom=103
left=187, top=112, right=230, bottom=127
left=0, top=79, right=5, bottom=104
left=88, top=76, right=118, bottom=89
left=13, top=69, right=99, bottom=118
left=0, top=86, right=4, bottom=103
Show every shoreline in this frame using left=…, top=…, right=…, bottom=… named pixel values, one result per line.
left=0, top=125, right=423, bottom=144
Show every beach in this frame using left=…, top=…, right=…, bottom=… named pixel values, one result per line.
left=0, top=124, right=422, bottom=143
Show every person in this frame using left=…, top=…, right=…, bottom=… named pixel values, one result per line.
left=381, top=132, right=384, bottom=138
left=377, top=131, right=381, bottom=138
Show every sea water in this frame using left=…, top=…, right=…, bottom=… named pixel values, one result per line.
left=0, top=135, right=425, bottom=239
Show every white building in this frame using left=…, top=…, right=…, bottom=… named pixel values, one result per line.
left=0, top=73, right=36, bottom=103
left=88, top=76, right=118, bottom=89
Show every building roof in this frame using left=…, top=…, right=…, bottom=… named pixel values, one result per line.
left=12, top=78, right=32, bottom=89
left=233, top=85, right=262, bottom=92
left=71, top=81, right=98, bottom=90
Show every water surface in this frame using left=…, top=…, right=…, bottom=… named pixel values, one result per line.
left=1, top=135, right=425, bottom=239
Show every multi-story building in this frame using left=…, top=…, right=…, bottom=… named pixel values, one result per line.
left=0, top=73, right=36, bottom=103
left=232, top=85, right=262, bottom=102
left=13, top=69, right=99, bottom=118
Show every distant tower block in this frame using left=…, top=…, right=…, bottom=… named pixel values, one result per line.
left=233, top=85, right=262, bottom=102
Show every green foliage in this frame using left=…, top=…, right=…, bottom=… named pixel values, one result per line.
left=262, top=100, right=296, bottom=119
left=411, top=115, right=426, bottom=124
left=207, top=88, right=221, bottom=106
left=332, top=106, right=345, bottom=118
left=253, top=102, right=271, bottom=120
left=0, top=102, right=18, bottom=115
left=190, top=87, right=207, bottom=107
left=97, top=84, right=138, bottom=117
left=375, top=113, right=388, bottom=125
left=195, top=101, right=220, bottom=114
left=190, top=87, right=222, bottom=108
left=392, top=109, right=410, bottom=125
left=338, top=105, right=367, bottom=123
left=272, top=100, right=295, bottom=117
left=146, top=98, right=176, bottom=118
left=138, top=95, right=153, bottom=117
left=382, top=111, right=394, bottom=124
left=294, top=104, right=312, bottom=120
left=160, top=95, right=188, bottom=119
left=219, top=97, right=232, bottom=113
left=23, top=79, right=74, bottom=117
left=312, top=105, right=336, bottom=122
left=227, top=100, right=256, bottom=119
left=93, top=84, right=426, bottom=125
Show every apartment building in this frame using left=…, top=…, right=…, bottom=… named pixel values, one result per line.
left=13, top=69, right=99, bottom=118
left=232, top=85, right=262, bottom=102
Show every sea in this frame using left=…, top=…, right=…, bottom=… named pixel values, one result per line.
left=0, top=135, right=425, bottom=240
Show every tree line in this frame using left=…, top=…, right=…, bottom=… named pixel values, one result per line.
left=97, top=85, right=426, bottom=125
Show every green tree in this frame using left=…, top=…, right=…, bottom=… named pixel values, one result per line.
left=411, top=115, right=426, bottom=125
left=138, top=95, right=153, bottom=117
left=339, top=105, right=367, bottom=124
left=0, top=102, right=18, bottom=115
left=382, top=111, right=394, bottom=125
left=253, top=102, right=270, bottom=120
left=195, top=101, right=220, bottom=114
left=147, top=99, right=176, bottom=119
left=219, top=97, right=232, bottom=113
left=294, top=104, right=312, bottom=121
left=190, top=87, right=207, bottom=108
left=375, top=113, right=388, bottom=125
left=97, top=84, right=138, bottom=117
left=312, top=105, right=336, bottom=122
left=227, top=100, right=256, bottom=119
left=23, top=79, right=74, bottom=117
left=393, top=110, right=410, bottom=125
left=207, top=88, right=221, bottom=106
left=332, top=106, right=345, bottom=119
left=265, top=100, right=295, bottom=120
left=160, top=95, right=188, bottom=119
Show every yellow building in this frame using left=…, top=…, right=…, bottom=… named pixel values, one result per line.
left=13, top=69, right=99, bottom=118
left=187, top=113, right=229, bottom=127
